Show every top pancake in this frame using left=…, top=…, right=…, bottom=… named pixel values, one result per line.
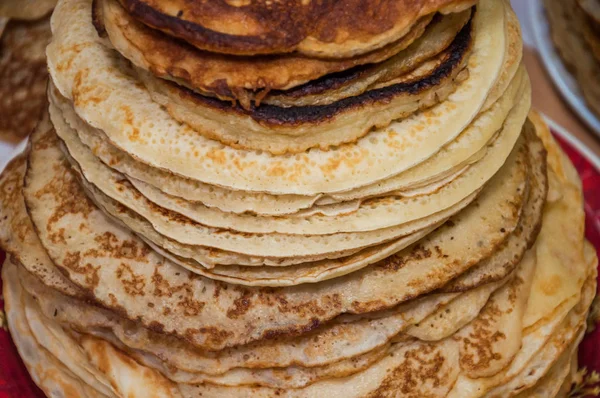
left=117, top=0, right=476, bottom=57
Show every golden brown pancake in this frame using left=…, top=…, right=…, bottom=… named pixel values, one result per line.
left=99, top=0, right=472, bottom=107
left=116, top=0, right=476, bottom=57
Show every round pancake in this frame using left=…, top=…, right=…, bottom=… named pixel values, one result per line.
left=136, top=26, right=472, bottom=154
left=99, top=0, right=470, bottom=106
left=0, top=0, right=56, bottom=20
left=49, top=64, right=525, bottom=217
left=23, top=125, right=526, bottom=351
left=53, top=98, right=527, bottom=270
left=0, top=17, right=51, bottom=142
left=115, top=0, right=476, bottom=57
left=98, top=103, right=531, bottom=286
left=47, top=0, right=508, bottom=193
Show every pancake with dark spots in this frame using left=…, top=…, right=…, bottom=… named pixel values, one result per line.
left=137, top=20, right=473, bottom=154
left=99, top=0, right=471, bottom=108
left=116, top=0, right=476, bottom=57
left=22, top=117, right=528, bottom=350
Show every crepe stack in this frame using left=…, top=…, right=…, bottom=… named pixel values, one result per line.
left=0, top=0, right=57, bottom=142
left=0, top=0, right=597, bottom=396
left=544, top=0, right=600, bottom=118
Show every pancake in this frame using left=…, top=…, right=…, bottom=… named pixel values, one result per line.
left=0, top=148, right=83, bottom=300
left=47, top=0, right=508, bottom=193
left=22, top=119, right=527, bottom=350
left=18, top=261, right=458, bottom=373
left=136, top=25, right=472, bottom=154
left=262, top=12, right=473, bottom=108
left=0, top=0, right=56, bottom=20
left=60, top=77, right=526, bottom=238
left=50, top=64, right=525, bottom=217
left=23, top=273, right=505, bottom=390
left=14, top=237, right=593, bottom=397
left=0, top=17, right=51, bottom=142
left=115, top=0, right=476, bottom=57
left=99, top=0, right=472, bottom=107
left=37, top=117, right=530, bottom=287
left=580, top=8, right=600, bottom=63
left=132, top=118, right=535, bottom=287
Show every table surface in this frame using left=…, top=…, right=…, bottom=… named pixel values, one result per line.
left=512, top=0, right=600, bottom=158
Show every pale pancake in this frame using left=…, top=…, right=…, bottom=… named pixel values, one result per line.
left=0, top=17, right=51, bottom=142
left=57, top=129, right=529, bottom=287
left=523, top=112, right=589, bottom=330
left=495, top=326, right=585, bottom=397
left=64, top=77, right=526, bottom=238
left=88, top=334, right=463, bottom=398
left=23, top=124, right=526, bottom=350
left=55, top=104, right=527, bottom=261
left=2, top=260, right=108, bottom=398
left=405, top=275, right=511, bottom=341
left=0, top=0, right=56, bottom=19
left=115, top=0, right=475, bottom=57
left=100, top=0, right=469, bottom=106
left=513, top=345, right=578, bottom=397
left=50, top=64, right=526, bottom=217
left=47, top=0, right=507, bottom=194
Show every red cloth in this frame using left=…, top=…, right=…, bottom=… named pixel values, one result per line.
left=0, top=133, right=599, bottom=397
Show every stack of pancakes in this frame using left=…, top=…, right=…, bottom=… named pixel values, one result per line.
left=0, top=0, right=597, bottom=396
left=0, top=0, right=56, bottom=142
left=545, top=0, right=600, bottom=118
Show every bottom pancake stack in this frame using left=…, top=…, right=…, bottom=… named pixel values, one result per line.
left=0, top=112, right=595, bottom=397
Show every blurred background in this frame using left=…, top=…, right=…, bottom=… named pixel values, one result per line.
left=512, top=0, right=600, bottom=157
